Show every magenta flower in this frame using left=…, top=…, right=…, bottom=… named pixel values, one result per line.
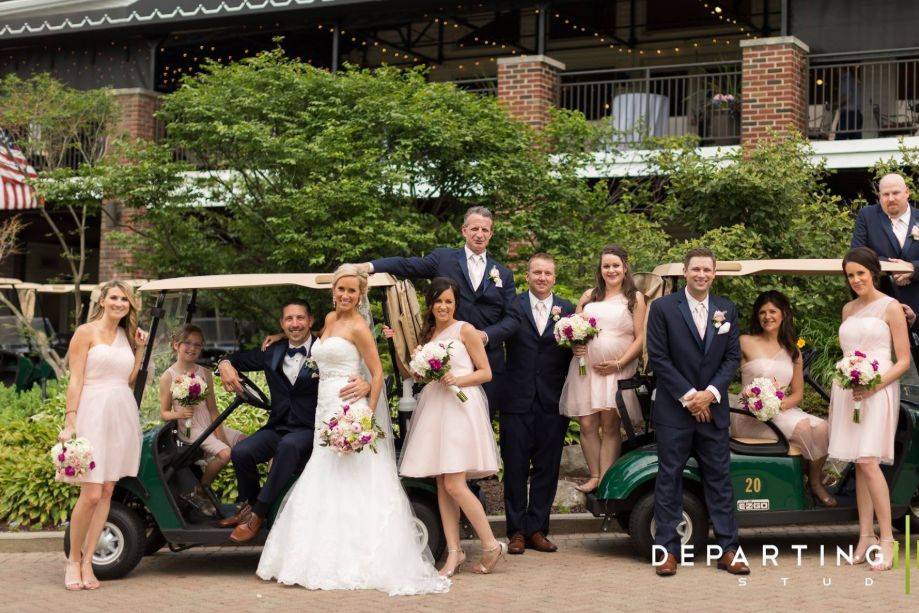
left=850, top=369, right=861, bottom=382
left=750, top=386, right=761, bottom=396
left=854, top=350, right=866, bottom=358
left=753, top=399, right=763, bottom=411
left=189, top=382, right=201, bottom=396
left=775, top=390, right=785, bottom=400
left=360, top=434, right=372, bottom=444
left=57, top=453, right=67, bottom=462
left=563, top=326, right=574, bottom=339
left=588, top=317, right=597, bottom=327
left=64, top=466, right=76, bottom=477
left=89, top=461, right=96, bottom=470
left=871, top=361, right=879, bottom=372
left=428, top=358, right=442, bottom=371
left=342, top=404, right=350, bottom=414
left=328, top=418, right=338, bottom=428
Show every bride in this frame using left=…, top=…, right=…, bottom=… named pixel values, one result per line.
left=256, top=265, right=450, bottom=595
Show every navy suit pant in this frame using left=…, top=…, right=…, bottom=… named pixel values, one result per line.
left=500, top=401, right=569, bottom=537
left=230, top=427, right=314, bottom=517
left=653, top=421, right=738, bottom=556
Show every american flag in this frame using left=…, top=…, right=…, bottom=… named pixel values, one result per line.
left=0, top=132, right=38, bottom=210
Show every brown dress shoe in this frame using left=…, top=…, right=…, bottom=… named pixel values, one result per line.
left=655, top=553, right=678, bottom=576
left=717, top=550, right=751, bottom=575
left=218, top=502, right=251, bottom=528
left=507, top=533, right=526, bottom=555
left=229, top=513, right=263, bottom=542
left=526, top=532, right=558, bottom=553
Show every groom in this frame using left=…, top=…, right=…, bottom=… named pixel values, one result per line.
left=215, top=299, right=370, bottom=542
left=645, top=248, right=748, bottom=577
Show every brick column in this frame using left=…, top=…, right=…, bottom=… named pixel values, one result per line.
left=740, top=36, right=809, bottom=147
left=98, top=88, right=162, bottom=281
left=497, top=55, right=566, bottom=129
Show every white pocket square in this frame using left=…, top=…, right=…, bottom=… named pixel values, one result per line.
left=716, top=322, right=731, bottom=335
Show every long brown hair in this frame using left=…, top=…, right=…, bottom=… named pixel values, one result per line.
left=588, top=245, right=638, bottom=312
left=91, top=280, right=141, bottom=351
left=749, top=290, right=800, bottom=361
left=420, top=277, right=461, bottom=344
left=842, top=246, right=882, bottom=288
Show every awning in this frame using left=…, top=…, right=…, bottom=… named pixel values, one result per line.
left=0, top=141, right=38, bottom=210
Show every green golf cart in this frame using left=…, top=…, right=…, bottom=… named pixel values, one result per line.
left=587, top=259, right=919, bottom=557
left=63, top=273, right=444, bottom=579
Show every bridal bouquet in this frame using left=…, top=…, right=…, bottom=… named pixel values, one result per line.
left=834, top=350, right=882, bottom=423
left=50, top=437, right=95, bottom=482
left=318, top=404, right=385, bottom=454
left=170, top=371, right=210, bottom=438
left=553, top=314, right=600, bottom=376
left=740, top=377, right=785, bottom=422
left=409, top=341, right=468, bottom=402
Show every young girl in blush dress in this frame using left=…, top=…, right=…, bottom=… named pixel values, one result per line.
left=559, top=245, right=647, bottom=493
left=58, top=281, right=147, bottom=591
left=828, top=247, right=910, bottom=571
left=399, top=277, right=505, bottom=578
left=730, top=291, right=836, bottom=505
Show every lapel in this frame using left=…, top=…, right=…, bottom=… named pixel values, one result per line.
left=877, top=206, right=903, bottom=255
left=477, top=255, right=497, bottom=297
left=269, top=341, right=290, bottom=389
left=703, top=298, right=717, bottom=354
left=520, top=293, right=540, bottom=336
left=455, top=249, right=477, bottom=295
left=903, top=206, right=918, bottom=255
left=677, top=290, right=705, bottom=351
left=544, top=295, right=561, bottom=339
left=292, top=335, right=317, bottom=389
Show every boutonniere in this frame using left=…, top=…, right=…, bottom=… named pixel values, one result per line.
left=305, top=357, right=319, bottom=378
left=911, top=225, right=919, bottom=241
left=489, top=266, right=502, bottom=287
left=712, top=310, right=731, bottom=334
left=551, top=305, right=562, bottom=321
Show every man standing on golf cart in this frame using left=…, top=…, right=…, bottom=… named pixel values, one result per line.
left=215, top=299, right=370, bottom=542
left=645, top=248, right=749, bottom=577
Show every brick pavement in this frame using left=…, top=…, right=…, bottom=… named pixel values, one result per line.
left=1, top=525, right=913, bottom=612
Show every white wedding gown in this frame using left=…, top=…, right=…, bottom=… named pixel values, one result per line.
left=256, top=336, right=450, bottom=595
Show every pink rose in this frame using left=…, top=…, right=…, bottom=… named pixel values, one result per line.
left=428, top=358, right=442, bottom=371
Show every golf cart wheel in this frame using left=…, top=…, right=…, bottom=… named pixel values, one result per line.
left=63, top=501, right=145, bottom=580
left=629, top=490, right=708, bottom=560
left=893, top=489, right=919, bottom=534
left=410, top=497, right=446, bottom=561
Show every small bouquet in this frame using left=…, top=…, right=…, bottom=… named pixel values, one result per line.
left=740, top=377, right=785, bottom=422
left=318, top=403, right=385, bottom=454
left=409, top=341, right=468, bottom=402
left=834, top=350, right=882, bottom=423
left=170, top=371, right=210, bottom=438
left=554, top=315, right=600, bottom=376
left=50, top=437, right=95, bottom=482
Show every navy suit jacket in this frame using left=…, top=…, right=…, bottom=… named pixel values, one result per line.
left=851, top=203, right=919, bottom=316
left=372, top=247, right=517, bottom=372
left=227, top=338, right=319, bottom=431
left=499, top=293, right=575, bottom=414
left=646, top=291, right=740, bottom=430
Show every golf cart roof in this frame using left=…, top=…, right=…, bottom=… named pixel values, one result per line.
left=651, top=258, right=915, bottom=277
left=139, top=273, right=398, bottom=292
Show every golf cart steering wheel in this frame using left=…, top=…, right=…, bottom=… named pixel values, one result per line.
left=237, top=372, right=270, bottom=409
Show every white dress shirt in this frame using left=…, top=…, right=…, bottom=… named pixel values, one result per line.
left=889, top=206, right=912, bottom=248
left=283, top=337, right=313, bottom=386
left=682, top=288, right=722, bottom=406
left=465, top=245, right=487, bottom=290
left=529, top=291, right=552, bottom=335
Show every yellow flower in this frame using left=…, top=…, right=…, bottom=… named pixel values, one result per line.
left=796, top=338, right=806, bottom=349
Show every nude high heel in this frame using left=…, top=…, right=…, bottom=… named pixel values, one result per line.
left=471, top=542, right=508, bottom=574
left=852, top=533, right=878, bottom=565
left=440, top=548, right=466, bottom=578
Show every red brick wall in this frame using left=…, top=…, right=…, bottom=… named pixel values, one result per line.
left=98, top=88, right=162, bottom=281
left=497, top=55, right=565, bottom=129
left=740, top=37, right=810, bottom=147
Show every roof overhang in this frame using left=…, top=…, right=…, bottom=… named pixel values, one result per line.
left=651, top=259, right=914, bottom=277
left=139, top=272, right=397, bottom=292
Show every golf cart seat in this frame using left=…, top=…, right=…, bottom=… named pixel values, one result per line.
left=731, top=436, right=802, bottom=456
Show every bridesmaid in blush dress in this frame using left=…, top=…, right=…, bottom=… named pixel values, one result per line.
left=399, top=277, right=505, bottom=578
left=559, top=245, right=647, bottom=494
left=729, top=291, right=835, bottom=505
left=829, top=247, right=910, bottom=571
left=59, top=281, right=146, bottom=591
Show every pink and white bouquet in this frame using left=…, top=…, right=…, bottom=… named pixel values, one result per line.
left=553, top=314, right=600, bottom=376
left=50, top=437, right=95, bottom=482
left=409, top=340, right=468, bottom=402
left=170, top=371, right=210, bottom=438
left=740, top=377, right=785, bottom=422
left=834, top=350, right=882, bottom=423
left=318, top=403, right=385, bottom=454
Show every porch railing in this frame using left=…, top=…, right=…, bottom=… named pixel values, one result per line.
left=809, top=55, right=919, bottom=140
left=560, top=61, right=742, bottom=146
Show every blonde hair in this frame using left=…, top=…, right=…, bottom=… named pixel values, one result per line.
left=91, top=280, right=141, bottom=351
left=331, top=264, right=368, bottom=306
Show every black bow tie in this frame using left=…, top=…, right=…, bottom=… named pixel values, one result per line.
left=286, top=346, right=307, bottom=358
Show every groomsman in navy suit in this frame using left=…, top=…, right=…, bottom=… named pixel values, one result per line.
left=851, top=172, right=919, bottom=325
left=498, top=254, right=574, bottom=554
left=645, top=248, right=749, bottom=577
left=362, top=206, right=516, bottom=411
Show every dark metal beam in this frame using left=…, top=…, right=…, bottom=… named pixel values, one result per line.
left=331, top=20, right=339, bottom=72
left=537, top=3, right=547, bottom=55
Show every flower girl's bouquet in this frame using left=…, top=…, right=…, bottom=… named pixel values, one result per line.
left=318, top=404, right=385, bottom=454
left=50, top=437, right=95, bottom=482
left=553, top=314, right=600, bottom=376
left=409, top=341, right=468, bottom=402
left=170, top=371, right=210, bottom=438
left=834, top=350, right=882, bottom=423
left=740, top=377, right=785, bottom=422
